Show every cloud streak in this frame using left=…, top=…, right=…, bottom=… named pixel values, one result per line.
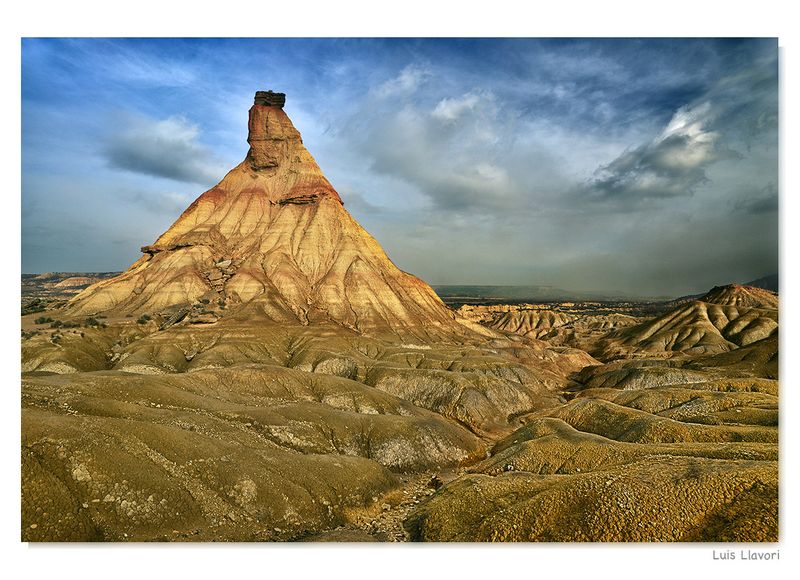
left=432, top=91, right=485, bottom=122
left=103, top=113, right=225, bottom=185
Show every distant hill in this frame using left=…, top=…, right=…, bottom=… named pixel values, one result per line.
left=744, top=273, right=778, bottom=292
left=703, top=284, right=778, bottom=308
left=433, top=285, right=580, bottom=303
left=431, top=285, right=650, bottom=305
left=596, top=283, right=778, bottom=359
left=433, top=273, right=779, bottom=307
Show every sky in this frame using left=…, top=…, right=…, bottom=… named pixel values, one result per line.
left=21, top=38, right=778, bottom=297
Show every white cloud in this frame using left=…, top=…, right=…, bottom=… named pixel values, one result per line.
left=372, top=64, right=431, bottom=98
left=585, top=100, right=735, bottom=201
left=432, top=92, right=481, bottom=121
left=475, top=163, right=508, bottom=183
left=661, top=101, right=712, bottom=139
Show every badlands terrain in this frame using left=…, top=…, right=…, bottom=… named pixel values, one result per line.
left=21, top=91, right=778, bottom=542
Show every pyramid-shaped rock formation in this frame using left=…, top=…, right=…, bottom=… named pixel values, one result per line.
left=68, top=91, right=461, bottom=337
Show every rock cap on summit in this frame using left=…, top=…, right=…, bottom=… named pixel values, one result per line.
left=254, top=90, right=286, bottom=108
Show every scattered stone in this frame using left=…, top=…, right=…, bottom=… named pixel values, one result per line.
left=159, top=307, right=189, bottom=330
left=189, top=313, right=219, bottom=325
left=71, top=463, right=91, bottom=482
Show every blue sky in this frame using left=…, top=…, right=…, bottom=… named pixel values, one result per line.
left=21, top=38, right=778, bottom=296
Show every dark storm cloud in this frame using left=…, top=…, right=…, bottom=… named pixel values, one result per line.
left=732, top=183, right=779, bottom=214
left=103, top=114, right=225, bottom=185
left=743, top=196, right=779, bottom=214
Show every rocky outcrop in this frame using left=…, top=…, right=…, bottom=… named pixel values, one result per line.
left=246, top=95, right=312, bottom=171
left=66, top=91, right=466, bottom=340
left=253, top=90, right=285, bottom=108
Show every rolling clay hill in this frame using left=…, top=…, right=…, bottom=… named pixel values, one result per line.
left=457, top=303, right=643, bottom=355
left=403, top=286, right=779, bottom=542
left=66, top=91, right=464, bottom=340
left=595, top=284, right=778, bottom=359
left=702, top=284, right=778, bottom=309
